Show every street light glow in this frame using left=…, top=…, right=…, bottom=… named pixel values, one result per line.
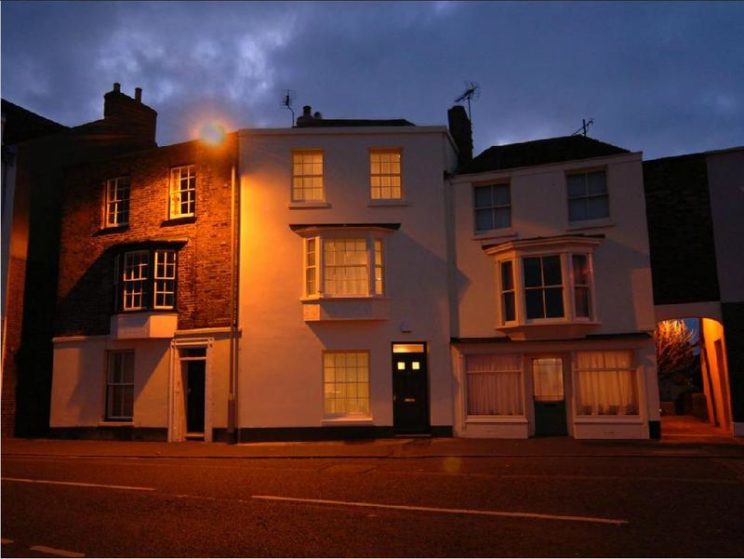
left=199, top=121, right=226, bottom=146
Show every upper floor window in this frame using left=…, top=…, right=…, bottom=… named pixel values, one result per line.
left=304, top=236, right=385, bottom=298
left=105, top=176, right=130, bottom=227
left=292, top=150, right=324, bottom=202
left=474, top=183, right=511, bottom=233
left=170, top=165, right=196, bottom=219
left=116, top=248, right=177, bottom=312
left=486, top=236, right=601, bottom=338
left=567, top=170, right=608, bottom=222
left=370, top=149, right=402, bottom=200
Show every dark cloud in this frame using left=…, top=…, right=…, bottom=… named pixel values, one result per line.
left=2, top=1, right=743, bottom=158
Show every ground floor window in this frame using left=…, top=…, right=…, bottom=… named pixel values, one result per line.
left=323, top=351, right=370, bottom=418
left=575, top=351, right=638, bottom=416
left=465, top=354, right=523, bottom=416
left=106, top=351, right=134, bottom=420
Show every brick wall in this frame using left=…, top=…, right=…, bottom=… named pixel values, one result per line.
left=55, top=135, right=237, bottom=336
left=643, top=155, right=720, bottom=305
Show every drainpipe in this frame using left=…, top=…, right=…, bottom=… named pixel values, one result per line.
left=227, top=134, right=241, bottom=444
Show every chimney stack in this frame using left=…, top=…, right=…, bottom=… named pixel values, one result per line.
left=134, top=87, right=142, bottom=103
left=103, top=82, right=158, bottom=148
left=448, top=105, right=473, bottom=169
left=296, top=105, right=315, bottom=127
left=113, top=82, right=121, bottom=93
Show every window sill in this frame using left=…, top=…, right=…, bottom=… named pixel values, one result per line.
left=574, top=416, right=643, bottom=424
left=368, top=200, right=408, bottom=207
left=161, top=215, right=196, bottom=226
left=95, top=225, right=130, bottom=236
left=322, top=417, right=374, bottom=426
left=288, top=201, right=331, bottom=209
left=98, top=421, right=133, bottom=427
left=472, top=228, right=517, bottom=242
left=567, top=218, right=615, bottom=232
left=465, top=416, right=528, bottom=424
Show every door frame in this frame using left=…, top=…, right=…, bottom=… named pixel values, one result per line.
left=391, top=342, right=430, bottom=434
left=526, top=353, right=572, bottom=437
left=169, top=338, right=213, bottom=442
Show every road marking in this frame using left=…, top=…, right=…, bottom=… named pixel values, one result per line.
left=1, top=538, right=13, bottom=544
left=1, top=477, right=155, bottom=492
left=29, top=545, right=85, bottom=557
left=252, top=495, right=628, bottom=525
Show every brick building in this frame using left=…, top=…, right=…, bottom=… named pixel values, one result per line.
left=50, top=128, right=239, bottom=441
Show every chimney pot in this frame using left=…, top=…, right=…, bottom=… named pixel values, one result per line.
left=134, top=87, right=142, bottom=102
left=113, top=82, right=121, bottom=93
left=302, top=105, right=312, bottom=117
left=313, top=112, right=322, bottom=119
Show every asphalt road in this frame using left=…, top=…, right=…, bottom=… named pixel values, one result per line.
left=2, top=452, right=744, bottom=557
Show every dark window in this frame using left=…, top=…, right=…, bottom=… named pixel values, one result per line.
left=567, top=171, right=608, bottom=222
left=500, top=261, right=516, bottom=322
left=523, top=256, right=564, bottom=319
left=572, top=254, right=591, bottom=318
left=106, top=351, right=134, bottom=420
left=474, top=184, right=511, bottom=232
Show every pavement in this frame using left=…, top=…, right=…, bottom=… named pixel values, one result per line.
left=2, top=426, right=742, bottom=461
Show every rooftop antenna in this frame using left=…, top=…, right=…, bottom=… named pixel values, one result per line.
left=572, top=117, right=594, bottom=137
left=282, top=89, right=295, bottom=127
left=454, top=81, right=480, bottom=121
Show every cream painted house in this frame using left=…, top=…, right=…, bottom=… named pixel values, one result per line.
left=449, top=136, right=659, bottom=439
left=236, top=110, right=459, bottom=439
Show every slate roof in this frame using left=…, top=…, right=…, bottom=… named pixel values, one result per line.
left=461, top=135, right=629, bottom=174
left=295, top=118, right=414, bottom=128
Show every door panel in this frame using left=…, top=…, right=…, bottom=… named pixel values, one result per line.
left=392, top=345, right=429, bottom=434
left=532, top=357, right=568, bottom=436
left=186, top=361, right=205, bottom=434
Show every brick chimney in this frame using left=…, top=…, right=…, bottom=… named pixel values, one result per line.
left=448, top=105, right=473, bottom=169
left=103, top=83, right=157, bottom=146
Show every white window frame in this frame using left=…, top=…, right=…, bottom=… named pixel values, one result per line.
left=322, top=350, right=371, bottom=419
left=292, top=150, right=324, bottom=202
left=104, top=176, right=131, bottom=228
left=567, top=169, right=609, bottom=223
left=369, top=148, right=402, bottom=200
left=119, top=248, right=177, bottom=312
left=169, top=165, right=196, bottom=219
left=473, top=182, right=511, bottom=233
left=303, top=233, right=387, bottom=299
left=106, top=350, right=134, bottom=421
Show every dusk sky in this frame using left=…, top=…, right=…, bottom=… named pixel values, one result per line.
left=2, top=1, right=743, bottom=159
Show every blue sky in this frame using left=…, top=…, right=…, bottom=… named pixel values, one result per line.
left=2, top=1, right=743, bottom=159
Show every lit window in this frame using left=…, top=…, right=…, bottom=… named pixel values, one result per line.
left=523, top=256, right=564, bottom=319
left=292, top=151, right=324, bottom=202
left=567, top=170, right=608, bottom=222
left=575, top=351, right=638, bottom=416
left=106, top=351, right=134, bottom=421
left=304, top=235, right=385, bottom=298
left=474, top=184, right=510, bottom=232
left=105, top=177, right=130, bottom=227
left=118, top=249, right=177, bottom=311
left=465, top=354, right=523, bottom=416
left=370, top=149, right=402, bottom=199
left=170, top=165, right=196, bottom=218
left=323, top=352, right=370, bottom=418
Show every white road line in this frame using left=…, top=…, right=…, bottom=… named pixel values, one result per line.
left=252, top=495, right=629, bottom=526
left=1, top=538, right=13, bottom=544
left=1, top=477, right=155, bottom=492
left=29, top=545, right=85, bottom=557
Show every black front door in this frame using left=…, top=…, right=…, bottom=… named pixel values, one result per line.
left=392, top=343, right=429, bottom=434
left=186, top=361, right=205, bottom=435
left=532, top=357, right=568, bottom=436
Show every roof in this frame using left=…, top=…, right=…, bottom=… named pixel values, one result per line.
left=295, top=118, right=415, bottom=128
left=461, top=135, right=630, bottom=174
left=1, top=98, right=68, bottom=145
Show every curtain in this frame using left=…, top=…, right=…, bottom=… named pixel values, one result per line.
left=576, top=351, right=638, bottom=415
left=466, top=355, right=523, bottom=416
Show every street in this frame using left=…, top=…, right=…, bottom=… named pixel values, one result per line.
left=2, top=442, right=744, bottom=557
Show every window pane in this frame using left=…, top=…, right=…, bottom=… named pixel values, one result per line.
left=576, top=367, right=638, bottom=416
left=567, top=174, right=586, bottom=198
left=586, top=196, right=609, bottom=219
left=532, top=358, right=564, bottom=401
left=474, top=186, right=492, bottom=209
left=569, top=199, right=587, bottom=222
left=587, top=171, right=607, bottom=195
left=491, top=185, right=510, bottom=205
left=575, top=286, right=590, bottom=317
left=525, top=289, right=544, bottom=319
left=493, top=207, right=511, bottom=229
left=523, top=258, right=541, bottom=288
left=544, top=287, right=564, bottom=318
left=572, top=254, right=589, bottom=284
left=323, top=351, right=370, bottom=418
left=503, top=292, right=515, bottom=322
left=501, top=261, right=513, bottom=291
left=542, top=256, right=562, bottom=286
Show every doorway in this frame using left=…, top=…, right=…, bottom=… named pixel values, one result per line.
left=169, top=343, right=211, bottom=442
left=392, top=343, right=429, bottom=434
left=532, top=356, right=568, bottom=436
left=185, top=360, right=205, bottom=437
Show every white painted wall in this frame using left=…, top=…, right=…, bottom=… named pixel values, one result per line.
left=238, top=126, right=458, bottom=430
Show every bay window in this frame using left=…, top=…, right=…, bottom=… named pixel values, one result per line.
left=116, top=248, right=178, bottom=312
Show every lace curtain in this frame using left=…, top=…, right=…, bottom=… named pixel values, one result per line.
left=576, top=351, right=638, bottom=416
left=466, top=354, right=523, bottom=416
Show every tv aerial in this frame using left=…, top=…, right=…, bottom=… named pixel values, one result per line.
left=572, top=118, right=594, bottom=137
left=281, top=89, right=296, bottom=126
left=454, top=81, right=480, bottom=120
